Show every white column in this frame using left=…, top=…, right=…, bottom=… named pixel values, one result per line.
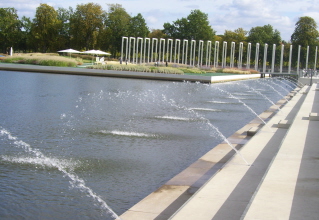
left=129, top=37, right=136, bottom=63
left=255, top=43, right=259, bottom=71
left=190, top=40, right=196, bottom=66
left=280, top=44, right=284, bottom=73
left=121, top=37, right=128, bottom=63
left=144, top=38, right=150, bottom=63
left=167, top=39, right=173, bottom=63
left=151, top=38, right=158, bottom=62
left=230, top=42, right=235, bottom=68
left=182, top=39, right=188, bottom=65
left=288, top=45, right=292, bottom=74
left=238, top=42, right=243, bottom=69
left=206, top=41, right=212, bottom=67
left=247, top=42, right=251, bottom=69
left=222, top=41, right=227, bottom=68
left=263, top=43, right=268, bottom=73
left=271, top=44, right=276, bottom=73
left=174, top=39, right=181, bottom=64
left=297, top=45, right=301, bottom=76
left=314, top=46, right=318, bottom=71
left=136, top=37, right=143, bottom=64
left=214, top=41, right=219, bottom=68
left=159, top=38, right=166, bottom=63
left=198, top=40, right=204, bottom=67
left=306, top=45, right=309, bottom=70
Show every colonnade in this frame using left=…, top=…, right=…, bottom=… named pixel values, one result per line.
left=121, top=36, right=318, bottom=74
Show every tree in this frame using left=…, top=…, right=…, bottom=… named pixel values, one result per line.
left=103, top=4, right=131, bottom=57
left=30, top=4, right=61, bottom=52
left=221, top=28, right=248, bottom=67
left=223, top=28, right=247, bottom=44
left=128, top=13, right=149, bottom=37
left=0, top=7, right=22, bottom=53
left=56, top=7, right=73, bottom=50
left=19, top=16, right=32, bottom=52
left=163, top=9, right=215, bottom=41
left=291, top=16, right=319, bottom=67
left=247, top=24, right=282, bottom=68
left=70, top=3, right=105, bottom=50
left=148, top=29, right=166, bottom=39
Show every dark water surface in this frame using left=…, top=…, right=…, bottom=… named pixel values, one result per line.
left=0, top=71, right=295, bottom=219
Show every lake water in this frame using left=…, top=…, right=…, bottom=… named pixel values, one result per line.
left=0, top=70, right=295, bottom=219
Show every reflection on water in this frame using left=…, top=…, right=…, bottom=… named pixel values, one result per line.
left=0, top=71, right=295, bottom=219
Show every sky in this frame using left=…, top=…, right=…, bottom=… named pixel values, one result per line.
left=1, top=0, right=319, bottom=42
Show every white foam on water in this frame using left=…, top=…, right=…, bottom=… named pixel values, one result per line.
left=0, top=127, right=121, bottom=220
left=207, top=101, right=232, bottom=104
left=189, top=108, right=222, bottom=112
left=1, top=155, right=79, bottom=171
left=99, top=130, right=157, bottom=138
left=155, top=116, right=195, bottom=121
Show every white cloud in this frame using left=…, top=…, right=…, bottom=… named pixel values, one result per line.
left=1, top=0, right=318, bottom=41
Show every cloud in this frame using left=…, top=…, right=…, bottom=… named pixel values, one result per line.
left=1, top=0, right=318, bottom=41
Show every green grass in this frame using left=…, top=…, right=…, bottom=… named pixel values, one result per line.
left=89, top=64, right=184, bottom=74
left=1, top=55, right=80, bottom=67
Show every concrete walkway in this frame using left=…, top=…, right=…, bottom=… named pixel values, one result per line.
left=168, top=83, right=319, bottom=220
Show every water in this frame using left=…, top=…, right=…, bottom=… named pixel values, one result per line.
left=216, top=87, right=267, bottom=125
left=0, top=71, right=295, bottom=219
left=256, top=79, right=290, bottom=102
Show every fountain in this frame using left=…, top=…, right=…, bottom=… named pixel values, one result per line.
left=0, top=127, right=122, bottom=220
left=238, top=82, right=283, bottom=113
left=0, top=71, right=294, bottom=219
left=256, top=79, right=290, bottom=102
left=216, top=87, right=268, bottom=125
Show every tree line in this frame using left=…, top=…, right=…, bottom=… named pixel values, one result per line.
left=1, top=3, right=318, bottom=68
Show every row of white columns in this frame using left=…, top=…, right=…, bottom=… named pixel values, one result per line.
left=121, top=37, right=212, bottom=67
left=121, top=37, right=317, bottom=73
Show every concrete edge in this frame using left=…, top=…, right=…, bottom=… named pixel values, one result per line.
left=0, top=63, right=263, bottom=83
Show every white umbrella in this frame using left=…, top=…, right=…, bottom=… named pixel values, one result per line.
left=83, top=49, right=110, bottom=55
left=58, top=48, right=81, bottom=57
left=83, top=50, right=111, bottom=64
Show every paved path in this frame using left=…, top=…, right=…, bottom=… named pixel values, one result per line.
left=169, top=83, right=319, bottom=220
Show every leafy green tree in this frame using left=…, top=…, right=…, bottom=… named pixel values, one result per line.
left=291, top=16, right=319, bottom=67
left=221, top=28, right=248, bottom=65
left=30, top=4, right=61, bottom=52
left=148, top=29, right=166, bottom=39
left=56, top=7, right=73, bottom=50
left=103, top=4, right=131, bottom=57
left=70, top=3, right=105, bottom=50
left=223, top=28, right=247, bottom=44
left=0, top=7, right=22, bottom=53
left=163, top=9, right=215, bottom=41
left=247, top=24, right=281, bottom=67
left=163, top=17, right=189, bottom=39
left=18, top=16, right=32, bottom=52
left=128, top=13, right=149, bottom=37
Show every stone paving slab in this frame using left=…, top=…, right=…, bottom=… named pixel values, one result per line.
left=244, top=83, right=319, bottom=220
left=169, top=85, right=310, bottom=220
